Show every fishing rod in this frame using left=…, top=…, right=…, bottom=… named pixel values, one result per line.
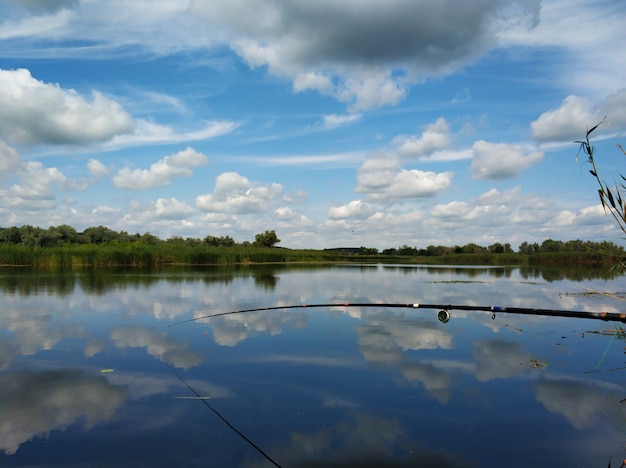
left=170, top=302, right=626, bottom=327
left=167, top=363, right=282, bottom=467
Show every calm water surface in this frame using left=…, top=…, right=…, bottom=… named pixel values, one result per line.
left=1, top=264, right=625, bottom=467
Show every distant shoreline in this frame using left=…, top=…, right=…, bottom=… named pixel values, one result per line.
left=0, top=243, right=622, bottom=268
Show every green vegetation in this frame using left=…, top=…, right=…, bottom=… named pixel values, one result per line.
left=576, top=119, right=626, bottom=273
left=0, top=224, right=623, bottom=268
left=576, top=118, right=626, bottom=235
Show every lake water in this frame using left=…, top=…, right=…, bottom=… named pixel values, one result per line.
left=1, top=264, right=625, bottom=467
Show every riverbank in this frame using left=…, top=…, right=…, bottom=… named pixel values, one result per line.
left=0, top=244, right=622, bottom=268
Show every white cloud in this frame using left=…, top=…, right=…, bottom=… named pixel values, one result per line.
left=431, top=200, right=471, bottom=219
left=208, top=313, right=289, bottom=347
left=0, top=369, right=128, bottom=455
left=188, top=0, right=541, bottom=110
left=196, top=172, right=283, bottom=214
left=394, top=117, right=451, bottom=158
left=106, top=119, right=240, bottom=149
left=545, top=204, right=607, bottom=228
left=109, top=326, right=203, bottom=370
left=87, top=158, right=108, bottom=178
left=153, top=198, right=195, bottom=220
left=355, top=153, right=401, bottom=191
left=0, top=68, right=133, bottom=145
left=247, top=151, right=364, bottom=168
left=283, top=190, right=308, bottom=204
left=470, top=140, right=543, bottom=180
left=0, top=8, right=75, bottom=42
left=275, top=207, right=314, bottom=227
left=473, top=339, right=533, bottom=381
left=500, top=0, right=626, bottom=96
left=113, top=147, right=208, bottom=190
left=322, top=113, right=362, bottom=128
left=328, top=200, right=376, bottom=220
left=356, top=157, right=453, bottom=202
left=535, top=379, right=622, bottom=430
left=0, top=139, right=22, bottom=175
left=531, top=95, right=598, bottom=142
left=422, top=148, right=473, bottom=162
left=4, top=0, right=624, bottom=114
left=0, top=161, right=83, bottom=211
left=531, top=90, right=626, bottom=142
left=0, top=68, right=237, bottom=151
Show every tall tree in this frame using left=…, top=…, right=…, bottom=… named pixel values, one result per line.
left=254, top=230, right=280, bottom=248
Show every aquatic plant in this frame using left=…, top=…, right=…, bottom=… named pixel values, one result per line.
left=577, top=118, right=626, bottom=236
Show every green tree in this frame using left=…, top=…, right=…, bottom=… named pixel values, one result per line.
left=488, top=242, right=504, bottom=254
left=0, top=226, right=21, bottom=244
left=253, top=230, right=280, bottom=248
left=55, top=224, right=80, bottom=244
left=83, top=226, right=117, bottom=244
left=204, top=235, right=236, bottom=247
left=518, top=241, right=539, bottom=254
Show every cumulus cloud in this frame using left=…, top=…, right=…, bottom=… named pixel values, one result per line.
left=531, top=95, right=598, bottom=142
left=188, top=0, right=541, bottom=110
left=0, top=139, right=22, bottom=175
left=0, top=69, right=235, bottom=151
left=535, top=378, right=623, bottom=430
left=432, top=186, right=526, bottom=226
left=355, top=132, right=455, bottom=203
left=472, top=339, right=534, bottom=381
left=5, top=0, right=624, bottom=113
left=328, top=200, right=377, bottom=220
left=531, top=90, right=626, bottom=142
left=355, top=316, right=455, bottom=402
left=358, top=316, right=454, bottom=353
left=109, top=326, right=203, bottom=370
left=394, top=117, right=451, bottom=158
left=426, top=185, right=622, bottom=246
left=196, top=172, right=283, bottom=214
left=153, top=197, right=195, bottom=220
left=113, top=147, right=208, bottom=190
left=0, top=369, right=128, bottom=455
left=470, top=140, right=543, bottom=180
left=0, top=68, right=133, bottom=145
left=356, top=159, right=453, bottom=202
left=545, top=204, right=607, bottom=228
left=0, top=161, right=84, bottom=211
left=208, top=313, right=292, bottom=347
left=275, top=206, right=314, bottom=228
left=120, top=197, right=197, bottom=228
left=87, top=158, right=109, bottom=178
left=355, top=154, right=401, bottom=190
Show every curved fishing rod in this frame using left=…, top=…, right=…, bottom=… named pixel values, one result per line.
left=170, top=302, right=626, bottom=327
left=167, top=364, right=282, bottom=467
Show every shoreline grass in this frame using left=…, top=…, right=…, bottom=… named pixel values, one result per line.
left=0, top=244, right=621, bottom=269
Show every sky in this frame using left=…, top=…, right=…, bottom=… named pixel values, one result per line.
left=0, top=0, right=625, bottom=250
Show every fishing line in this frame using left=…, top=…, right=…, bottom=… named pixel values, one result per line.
left=169, top=302, right=626, bottom=327
left=166, top=364, right=282, bottom=468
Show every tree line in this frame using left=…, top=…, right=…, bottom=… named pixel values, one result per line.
left=0, top=225, right=281, bottom=248
left=0, top=224, right=623, bottom=257
left=378, top=239, right=624, bottom=256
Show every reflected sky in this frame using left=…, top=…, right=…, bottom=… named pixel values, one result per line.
left=0, top=264, right=624, bottom=467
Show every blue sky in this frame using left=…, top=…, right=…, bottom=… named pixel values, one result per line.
left=0, top=0, right=625, bottom=249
